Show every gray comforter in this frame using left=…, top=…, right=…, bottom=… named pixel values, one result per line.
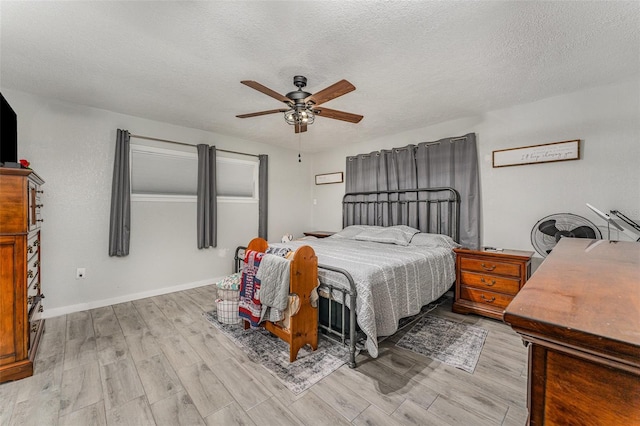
left=269, top=238, right=456, bottom=358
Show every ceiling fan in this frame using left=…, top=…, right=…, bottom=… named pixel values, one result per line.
left=236, top=75, right=363, bottom=133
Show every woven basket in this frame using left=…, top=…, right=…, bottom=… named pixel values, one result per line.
left=217, top=288, right=240, bottom=301
left=216, top=299, right=240, bottom=325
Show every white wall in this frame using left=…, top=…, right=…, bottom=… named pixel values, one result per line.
left=310, top=80, right=640, bottom=253
left=6, top=79, right=638, bottom=315
left=3, top=89, right=313, bottom=316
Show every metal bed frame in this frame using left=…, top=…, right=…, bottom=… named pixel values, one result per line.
left=234, top=187, right=460, bottom=368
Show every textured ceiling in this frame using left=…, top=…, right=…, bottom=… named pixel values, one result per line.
left=1, top=1, right=639, bottom=153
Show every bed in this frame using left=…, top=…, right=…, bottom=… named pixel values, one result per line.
left=235, top=187, right=461, bottom=367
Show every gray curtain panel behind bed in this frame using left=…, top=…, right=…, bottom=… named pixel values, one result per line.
left=197, top=144, right=217, bottom=249
left=258, top=154, right=268, bottom=241
left=345, top=133, right=480, bottom=249
left=108, top=129, right=131, bottom=257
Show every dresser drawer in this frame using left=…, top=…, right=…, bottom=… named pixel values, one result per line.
left=27, top=232, right=40, bottom=258
left=27, top=253, right=40, bottom=281
left=27, top=275, right=40, bottom=301
left=460, top=286, right=513, bottom=310
left=460, top=257, right=521, bottom=278
left=28, top=317, right=42, bottom=352
left=460, top=271, right=520, bottom=295
left=28, top=181, right=41, bottom=232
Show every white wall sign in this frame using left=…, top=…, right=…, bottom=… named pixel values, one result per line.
left=493, top=140, right=580, bottom=168
left=315, top=172, right=343, bottom=185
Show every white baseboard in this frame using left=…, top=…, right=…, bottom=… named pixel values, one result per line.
left=43, top=276, right=226, bottom=319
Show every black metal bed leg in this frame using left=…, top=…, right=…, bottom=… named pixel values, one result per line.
left=349, top=291, right=357, bottom=368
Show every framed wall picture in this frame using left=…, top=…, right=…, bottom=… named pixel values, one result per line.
left=492, top=139, right=580, bottom=168
left=315, top=172, right=343, bottom=185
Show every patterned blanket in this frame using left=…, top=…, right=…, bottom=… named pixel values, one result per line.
left=238, top=249, right=264, bottom=327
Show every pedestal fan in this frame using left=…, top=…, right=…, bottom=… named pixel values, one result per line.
left=531, top=213, right=602, bottom=257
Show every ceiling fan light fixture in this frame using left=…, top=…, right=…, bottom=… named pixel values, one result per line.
left=284, top=108, right=315, bottom=126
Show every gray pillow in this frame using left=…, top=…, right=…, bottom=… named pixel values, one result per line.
left=409, top=233, right=460, bottom=249
left=329, top=225, right=374, bottom=240
left=353, top=225, right=420, bottom=246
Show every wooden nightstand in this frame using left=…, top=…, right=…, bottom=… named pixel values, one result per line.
left=303, top=231, right=335, bottom=238
left=452, top=247, right=534, bottom=320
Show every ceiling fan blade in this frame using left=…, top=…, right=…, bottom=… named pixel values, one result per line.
left=570, top=226, right=597, bottom=239
left=294, top=123, right=307, bottom=133
left=236, top=109, right=288, bottom=118
left=240, top=80, right=291, bottom=104
left=538, top=219, right=560, bottom=237
left=305, top=79, right=356, bottom=106
left=314, top=107, right=363, bottom=123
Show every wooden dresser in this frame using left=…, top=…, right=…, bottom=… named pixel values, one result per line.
left=0, top=167, right=45, bottom=383
left=504, top=238, right=640, bottom=425
left=452, top=248, right=533, bottom=320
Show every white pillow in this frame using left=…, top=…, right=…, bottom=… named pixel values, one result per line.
left=329, top=225, right=375, bottom=240
left=353, top=225, right=420, bottom=246
left=409, top=233, right=460, bottom=249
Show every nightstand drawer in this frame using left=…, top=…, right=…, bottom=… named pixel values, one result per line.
left=460, top=286, right=513, bottom=310
left=460, top=257, right=520, bottom=277
left=460, top=271, right=520, bottom=295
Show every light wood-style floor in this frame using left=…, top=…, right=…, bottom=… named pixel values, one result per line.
left=0, top=286, right=528, bottom=425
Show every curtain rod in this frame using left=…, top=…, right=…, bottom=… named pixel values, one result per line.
left=347, top=136, right=470, bottom=160
left=129, top=134, right=260, bottom=158
left=417, top=136, right=468, bottom=144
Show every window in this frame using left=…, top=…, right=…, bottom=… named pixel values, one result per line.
left=130, top=144, right=258, bottom=202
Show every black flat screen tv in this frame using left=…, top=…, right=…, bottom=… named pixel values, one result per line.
left=1, top=92, right=19, bottom=166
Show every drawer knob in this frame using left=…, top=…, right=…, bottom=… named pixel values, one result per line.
left=31, top=323, right=38, bottom=333
left=480, top=294, right=496, bottom=303
left=27, top=269, right=34, bottom=278
left=36, top=204, right=43, bottom=208
left=36, top=219, right=44, bottom=223
left=28, top=295, right=34, bottom=305
left=38, top=305, right=44, bottom=313
left=33, top=240, right=39, bottom=246
left=480, top=277, right=496, bottom=286
left=36, top=190, right=44, bottom=194
left=481, top=263, right=496, bottom=271
left=27, top=245, right=33, bottom=253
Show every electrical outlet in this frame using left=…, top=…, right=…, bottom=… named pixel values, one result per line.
left=76, top=268, right=86, bottom=279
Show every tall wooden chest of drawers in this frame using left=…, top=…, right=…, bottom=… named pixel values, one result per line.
left=0, top=168, right=45, bottom=383
left=452, top=248, right=533, bottom=320
left=504, top=238, right=640, bottom=425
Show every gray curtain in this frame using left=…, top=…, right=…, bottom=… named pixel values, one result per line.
left=344, top=133, right=480, bottom=249
left=258, top=155, right=268, bottom=240
left=197, top=144, right=217, bottom=249
left=416, top=133, right=480, bottom=249
left=344, top=146, right=418, bottom=228
left=109, top=129, right=131, bottom=257
left=345, top=151, right=379, bottom=226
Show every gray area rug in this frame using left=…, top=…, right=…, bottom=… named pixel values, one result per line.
left=204, top=311, right=349, bottom=394
left=396, top=315, right=488, bottom=373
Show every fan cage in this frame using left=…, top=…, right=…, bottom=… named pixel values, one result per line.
left=531, top=213, right=602, bottom=257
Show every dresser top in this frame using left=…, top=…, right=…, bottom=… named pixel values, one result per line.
left=454, top=247, right=534, bottom=261
left=0, top=167, right=44, bottom=183
left=504, top=238, right=640, bottom=361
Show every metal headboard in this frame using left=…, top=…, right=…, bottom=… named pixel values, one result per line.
left=342, top=187, right=461, bottom=242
